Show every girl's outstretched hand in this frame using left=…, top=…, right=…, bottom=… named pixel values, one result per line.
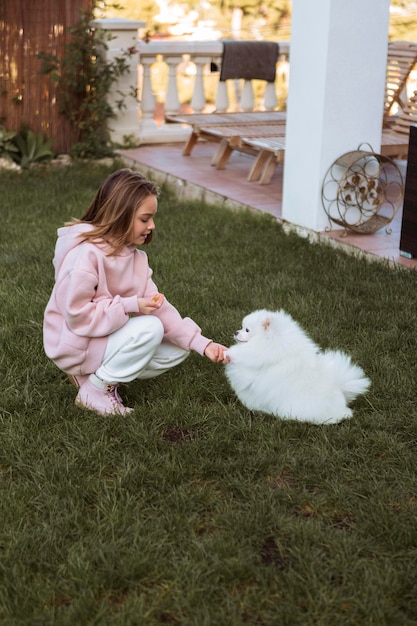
left=204, top=342, right=229, bottom=363
left=138, top=293, right=164, bottom=314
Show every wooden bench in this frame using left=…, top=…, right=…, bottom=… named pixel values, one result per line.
left=384, top=41, right=417, bottom=127
left=192, top=123, right=286, bottom=169
left=165, top=111, right=286, bottom=156
left=381, top=88, right=417, bottom=158
left=242, top=136, right=286, bottom=184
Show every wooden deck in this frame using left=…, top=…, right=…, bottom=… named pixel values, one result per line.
left=119, top=142, right=417, bottom=271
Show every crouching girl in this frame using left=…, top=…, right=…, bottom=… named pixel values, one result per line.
left=43, top=168, right=227, bottom=415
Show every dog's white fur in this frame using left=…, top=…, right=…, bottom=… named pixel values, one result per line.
left=224, top=309, right=370, bottom=424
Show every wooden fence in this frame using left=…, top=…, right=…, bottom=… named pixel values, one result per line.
left=0, top=0, right=92, bottom=153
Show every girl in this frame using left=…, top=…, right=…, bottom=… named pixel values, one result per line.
left=43, top=168, right=228, bottom=415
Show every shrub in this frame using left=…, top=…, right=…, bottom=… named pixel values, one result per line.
left=0, top=126, right=19, bottom=162
left=12, top=129, right=54, bottom=168
left=38, top=3, right=136, bottom=159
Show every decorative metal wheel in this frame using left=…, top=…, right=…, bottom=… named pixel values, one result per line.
left=321, top=145, right=404, bottom=234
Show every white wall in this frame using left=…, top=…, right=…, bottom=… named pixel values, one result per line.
left=282, top=0, right=391, bottom=231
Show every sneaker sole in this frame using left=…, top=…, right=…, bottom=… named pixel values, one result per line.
left=74, top=397, right=134, bottom=416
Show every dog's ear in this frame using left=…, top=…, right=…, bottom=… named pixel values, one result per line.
left=262, top=317, right=271, bottom=331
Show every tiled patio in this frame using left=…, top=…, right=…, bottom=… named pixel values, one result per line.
left=119, top=141, right=417, bottom=271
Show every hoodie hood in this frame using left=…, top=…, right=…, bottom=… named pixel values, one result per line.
left=52, top=223, right=95, bottom=279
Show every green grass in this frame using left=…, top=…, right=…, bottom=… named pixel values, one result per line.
left=1, top=161, right=417, bottom=625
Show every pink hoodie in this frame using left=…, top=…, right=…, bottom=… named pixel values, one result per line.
left=43, top=223, right=211, bottom=375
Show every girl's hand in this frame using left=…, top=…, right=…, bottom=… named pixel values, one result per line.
left=204, top=342, right=229, bottom=363
left=138, top=293, right=164, bottom=314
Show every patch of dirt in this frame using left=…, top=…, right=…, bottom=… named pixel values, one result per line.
left=260, top=536, right=289, bottom=569
left=162, top=427, right=195, bottom=442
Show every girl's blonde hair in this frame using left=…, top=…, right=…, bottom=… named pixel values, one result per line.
left=69, top=168, right=159, bottom=255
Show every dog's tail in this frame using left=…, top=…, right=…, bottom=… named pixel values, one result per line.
left=322, top=350, right=371, bottom=401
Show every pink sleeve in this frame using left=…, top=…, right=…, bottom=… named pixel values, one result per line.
left=56, top=269, right=138, bottom=337
left=137, top=250, right=212, bottom=355
left=153, top=300, right=212, bottom=355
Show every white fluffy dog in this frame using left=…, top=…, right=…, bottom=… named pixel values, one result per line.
left=224, top=309, right=370, bottom=424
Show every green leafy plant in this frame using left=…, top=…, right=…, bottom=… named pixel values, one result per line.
left=38, top=3, right=136, bottom=159
left=12, top=129, right=54, bottom=168
left=0, top=126, right=19, bottom=161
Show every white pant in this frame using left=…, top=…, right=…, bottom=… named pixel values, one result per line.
left=95, top=316, right=189, bottom=384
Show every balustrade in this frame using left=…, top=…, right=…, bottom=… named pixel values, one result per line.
left=94, top=19, right=290, bottom=146
left=138, top=40, right=290, bottom=144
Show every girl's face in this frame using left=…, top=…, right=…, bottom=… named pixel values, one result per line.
left=128, top=194, right=157, bottom=246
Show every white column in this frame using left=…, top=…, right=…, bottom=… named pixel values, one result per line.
left=93, top=18, right=145, bottom=144
left=263, top=83, right=277, bottom=111
left=282, top=0, right=391, bottom=231
left=139, top=56, right=158, bottom=131
left=164, top=55, right=183, bottom=113
left=215, top=81, right=229, bottom=112
left=191, top=56, right=212, bottom=112
left=240, top=81, right=255, bottom=111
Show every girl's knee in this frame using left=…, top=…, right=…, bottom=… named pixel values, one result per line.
left=147, top=315, right=164, bottom=343
left=131, top=315, right=164, bottom=346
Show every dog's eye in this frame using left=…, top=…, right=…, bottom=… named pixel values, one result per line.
left=245, top=328, right=250, bottom=333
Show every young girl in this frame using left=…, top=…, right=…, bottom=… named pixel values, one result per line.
left=43, top=168, right=228, bottom=415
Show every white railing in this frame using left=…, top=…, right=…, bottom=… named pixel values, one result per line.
left=94, top=19, right=290, bottom=146
left=137, top=39, right=290, bottom=144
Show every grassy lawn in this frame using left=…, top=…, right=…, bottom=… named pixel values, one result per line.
left=1, top=161, right=417, bottom=625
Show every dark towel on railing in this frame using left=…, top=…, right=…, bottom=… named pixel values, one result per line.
left=219, top=40, right=279, bottom=82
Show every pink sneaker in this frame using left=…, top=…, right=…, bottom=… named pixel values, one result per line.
left=75, top=378, right=133, bottom=415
